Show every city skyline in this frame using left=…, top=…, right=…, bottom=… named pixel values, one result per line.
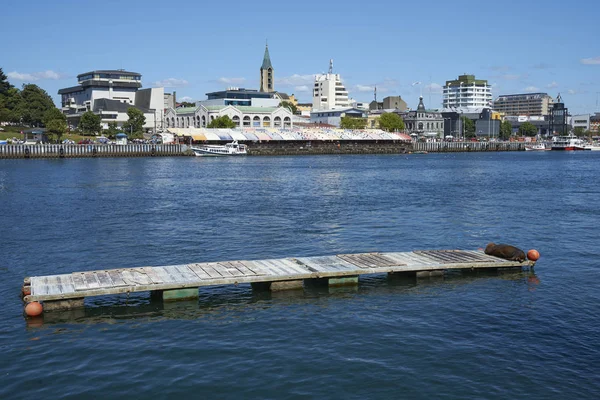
left=2, top=0, right=599, bottom=114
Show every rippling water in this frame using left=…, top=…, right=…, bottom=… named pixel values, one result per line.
left=1, top=152, right=599, bottom=399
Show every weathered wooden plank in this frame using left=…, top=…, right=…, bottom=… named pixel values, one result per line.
left=72, top=273, right=87, bottom=291
left=95, top=271, right=114, bottom=288
left=151, top=267, right=179, bottom=283
left=161, top=265, right=192, bottom=283
left=173, top=265, right=200, bottom=282
left=237, top=260, right=268, bottom=276
left=211, top=263, right=235, bottom=278
left=107, top=270, right=128, bottom=286
left=296, top=256, right=355, bottom=273
left=219, top=261, right=246, bottom=277
left=230, top=260, right=263, bottom=276
left=140, top=267, right=164, bottom=284
left=121, top=269, right=152, bottom=286
left=187, top=263, right=213, bottom=280
left=256, top=259, right=295, bottom=276
left=199, top=264, right=223, bottom=279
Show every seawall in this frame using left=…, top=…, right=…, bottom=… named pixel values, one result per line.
left=0, top=141, right=527, bottom=159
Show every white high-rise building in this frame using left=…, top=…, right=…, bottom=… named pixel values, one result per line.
left=443, top=74, right=492, bottom=111
left=312, top=60, right=351, bottom=111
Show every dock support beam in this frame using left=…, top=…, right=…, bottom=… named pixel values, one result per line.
left=328, top=276, right=358, bottom=287
left=416, top=270, right=444, bottom=278
left=251, top=280, right=304, bottom=292
left=43, top=298, right=85, bottom=312
left=151, top=288, right=199, bottom=302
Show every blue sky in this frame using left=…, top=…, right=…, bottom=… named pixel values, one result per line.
left=2, top=0, right=599, bottom=114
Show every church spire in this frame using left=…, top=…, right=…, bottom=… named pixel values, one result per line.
left=261, top=43, right=273, bottom=70
left=260, top=43, right=274, bottom=92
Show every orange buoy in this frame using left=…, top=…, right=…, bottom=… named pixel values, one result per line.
left=25, top=302, right=43, bottom=317
left=527, top=249, right=540, bottom=261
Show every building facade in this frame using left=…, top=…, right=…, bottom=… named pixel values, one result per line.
left=493, top=93, right=554, bottom=116
left=312, top=60, right=351, bottom=111
left=549, top=94, right=569, bottom=136
left=571, top=114, right=591, bottom=131
left=310, top=108, right=366, bottom=127
left=403, top=97, right=444, bottom=138
left=443, top=74, right=492, bottom=110
left=165, top=104, right=293, bottom=129
left=58, top=69, right=163, bottom=131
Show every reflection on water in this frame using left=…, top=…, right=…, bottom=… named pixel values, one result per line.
left=28, top=269, right=534, bottom=328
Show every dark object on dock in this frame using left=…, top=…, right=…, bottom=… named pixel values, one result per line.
left=484, top=243, right=526, bottom=262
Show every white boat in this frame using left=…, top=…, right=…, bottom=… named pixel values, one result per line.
left=584, top=142, right=600, bottom=151
left=551, top=134, right=590, bottom=151
left=525, top=143, right=549, bottom=151
left=191, top=140, right=247, bottom=157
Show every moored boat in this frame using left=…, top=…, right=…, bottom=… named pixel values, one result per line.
left=551, top=134, right=590, bottom=151
left=191, top=140, right=247, bottom=157
left=525, top=143, right=549, bottom=151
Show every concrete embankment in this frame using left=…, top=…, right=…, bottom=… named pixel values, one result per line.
left=0, top=141, right=526, bottom=159
left=0, top=143, right=188, bottom=159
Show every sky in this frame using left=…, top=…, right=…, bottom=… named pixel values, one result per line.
left=2, top=0, right=599, bottom=114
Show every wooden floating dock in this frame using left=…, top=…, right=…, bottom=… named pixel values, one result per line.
left=22, top=250, right=534, bottom=312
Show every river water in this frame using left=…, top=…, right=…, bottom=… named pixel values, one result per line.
left=1, top=152, right=599, bottom=399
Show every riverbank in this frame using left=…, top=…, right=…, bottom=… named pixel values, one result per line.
left=0, top=141, right=527, bottom=159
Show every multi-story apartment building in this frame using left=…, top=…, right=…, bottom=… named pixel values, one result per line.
left=312, top=60, right=351, bottom=111
left=493, top=93, right=554, bottom=116
left=443, top=74, right=492, bottom=110
left=58, top=69, right=163, bottom=130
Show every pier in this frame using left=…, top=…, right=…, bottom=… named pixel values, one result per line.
left=1, top=141, right=527, bottom=159
left=22, top=249, right=534, bottom=313
left=0, top=143, right=187, bottom=159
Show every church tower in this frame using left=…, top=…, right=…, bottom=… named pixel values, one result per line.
left=260, top=44, right=274, bottom=93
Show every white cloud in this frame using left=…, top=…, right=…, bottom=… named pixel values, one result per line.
left=567, top=89, right=577, bottom=95
left=294, top=85, right=309, bottom=92
left=217, top=77, right=246, bottom=85
left=154, top=78, right=189, bottom=87
left=546, top=81, right=559, bottom=88
left=501, top=74, right=522, bottom=80
left=355, top=84, right=375, bottom=92
left=524, top=86, right=539, bottom=92
left=7, top=70, right=65, bottom=81
left=277, top=74, right=315, bottom=87
left=580, top=56, right=600, bottom=65
left=425, top=83, right=442, bottom=93
left=179, top=96, right=194, bottom=102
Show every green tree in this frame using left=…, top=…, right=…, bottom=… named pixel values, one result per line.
left=461, top=116, right=475, bottom=138
left=377, top=112, right=405, bottom=132
left=340, top=116, right=367, bottom=129
left=179, top=101, right=195, bottom=107
left=572, top=127, right=586, bottom=137
left=104, top=121, right=120, bottom=139
left=280, top=101, right=298, bottom=115
left=79, top=111, right=102, bottom=135
left=499, top=120, right=513, bottom=140
left=0, top=87, right=22, bottom=123
left=43, top=107, right=66, bottom=126
left=0, top=68, right=13, bottom=95
left=518, top=122, right=538, bottom=137
left=18, top=84, right=56, bottom=127
left=122, top=107, right=146, bottom=139
left=207, top=115, right=236, bottom=128
left=45, top=118, right=67, bottom=143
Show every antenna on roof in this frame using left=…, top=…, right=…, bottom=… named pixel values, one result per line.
left=374, top=86, right=377, bottom=103
left=329, top=59, right=333, bottom=74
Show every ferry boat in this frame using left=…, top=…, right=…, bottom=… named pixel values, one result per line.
left=191, top=140, right=247, bottom=157
left=524, top=143, right=550, bottom=151
left=551, top=134, right=590, bottom=151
